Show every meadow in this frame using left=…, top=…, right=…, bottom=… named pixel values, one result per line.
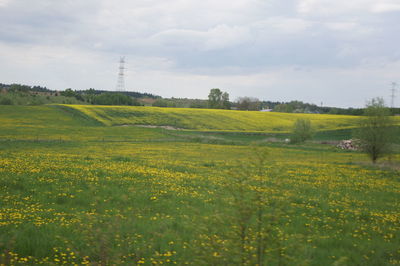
left=0, top=104, right=399, bottom=265
left=67, top=105, right=370, bottom=132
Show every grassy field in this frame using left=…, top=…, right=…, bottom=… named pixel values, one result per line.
left=0, top=105, right=399, bottom=265
left=0, top=105, right=166, bottom=142
left=66, top=104, right=372, bottom=132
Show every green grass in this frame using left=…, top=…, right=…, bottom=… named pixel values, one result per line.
left=0, top=105, right=167, bottom=142
left=0, top=105, right=399, bottom=265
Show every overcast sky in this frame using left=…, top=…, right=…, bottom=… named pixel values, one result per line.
left=1, top=0, right=399, bottom=107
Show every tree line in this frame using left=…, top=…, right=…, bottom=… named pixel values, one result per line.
left=0, top=83, right=158, bottom=106
left=60, top=89, right=142, bottom=106
left=1, top=83, right=399, bottom=115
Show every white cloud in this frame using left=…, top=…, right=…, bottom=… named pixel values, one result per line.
left=371, top=2, right=400, bottom=13
left=0, top=0, right=10, bottom=7
left=298, top=0, right=400, bottom=15
left=253, top=17, right=313, bottom=33
left=203, top=25, right=251, bottom=50
left=0, top=0, right=9, bottom=7
left=150, top=24, right=251, bottom=51
left=325, top=22, right=358, bottom=31
left=299, top=0, right=360, bottom=15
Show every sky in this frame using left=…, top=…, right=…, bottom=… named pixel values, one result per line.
left=1, top=0, right=400, bottom=108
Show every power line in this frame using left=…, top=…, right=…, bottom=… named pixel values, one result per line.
left=390, top=82, right=397, bottom=108
left=116, top=57, right=125, bottom=92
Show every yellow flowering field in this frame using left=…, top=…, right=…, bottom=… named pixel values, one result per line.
left=0, top=105, right=399, bottom=265
left=67, top=104, right=369, bottom=132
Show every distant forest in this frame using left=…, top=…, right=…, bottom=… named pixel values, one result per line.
left=0, top=83, right=159, bottom=98
left=0, top=83, right=158, bottom=106
left=1, top=83, right=399, bottom=115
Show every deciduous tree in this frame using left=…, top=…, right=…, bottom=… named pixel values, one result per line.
left=208, top=88, right=230, bottom=109
left=354, top=98, right=394, bottom=163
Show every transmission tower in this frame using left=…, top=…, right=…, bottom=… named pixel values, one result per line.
left=116, top=56, right=125, bottom=92
left=390, top=82, right=397, bottom=108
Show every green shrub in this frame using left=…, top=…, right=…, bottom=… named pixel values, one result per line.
left=290, top=118, right=314, bottom=143
left=0, top=97, right=13, bottom=105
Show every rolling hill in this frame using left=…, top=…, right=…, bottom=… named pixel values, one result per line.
left=66, top=104, right=368, bottom=132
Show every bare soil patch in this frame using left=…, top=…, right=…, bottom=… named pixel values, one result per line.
left=116, top=124, right=184, bottom=130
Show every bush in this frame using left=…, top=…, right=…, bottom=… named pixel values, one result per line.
left=152, top=99, right=170, bottom=107
left=290, top=118, right=314, bottom=143
left=0, top=97, right=14, bottom=105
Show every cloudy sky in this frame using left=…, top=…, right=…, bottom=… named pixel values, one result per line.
left=1, top=0, right=399, bottom=107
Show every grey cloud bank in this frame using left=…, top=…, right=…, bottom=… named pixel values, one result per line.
left=0, top=0, right=399, bottom=107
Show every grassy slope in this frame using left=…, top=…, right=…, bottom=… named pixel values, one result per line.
left=0, top=105, right=167, bottom=141
left=66, top=104, right=366, bottom=132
